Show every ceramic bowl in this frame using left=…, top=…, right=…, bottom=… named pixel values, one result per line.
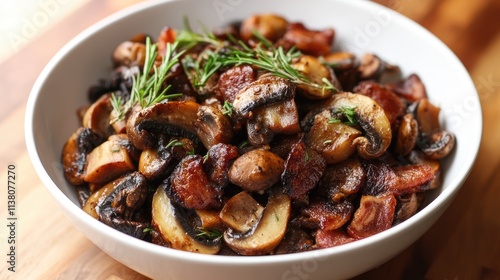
left=25, top=0, right=482, bottom=279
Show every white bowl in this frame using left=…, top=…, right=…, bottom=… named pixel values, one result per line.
left=25, top=0, right=482, bottom=279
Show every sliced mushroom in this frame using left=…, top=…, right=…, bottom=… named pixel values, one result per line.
left=126, top=101, right=201, bottom=150
left=393, top=193, right=419, bottom=225
left=414, top=98, right=455, bottom=159
left=138, top=148, right=172, bottom=181
left=232, top=75, right=295, bottom=119
left=195, top=104, right=233, bottom=149
left=219, top=191, right=265, bottom=233
left=322, top=51, right=357, bottom=71
left=246, top=98, right=300, bottom=146
left=305, top=111, right=362, bottom=164
left=84, top=172, right=149, bottom=239
left=291, top=55, right=336, bottom=100
left=323, top=92, right=393, bottom=159
left=395, top=113, right=419, bottom=156
left=84, top=134, right=136, bottom=184
left=152, top=186, right=221, bottom=254
left=112, top=41, right=146, bottom=68
left=228, top=149, right=285, bottom=192
left=239, top=14, right=288, bottom=42
left=224, top=188, right=291, bottom=255
left=82, top=94, right=115, bottom=138
left=358, top=53, right=400, bottom=83
left=62, top=127, right=104, bottom=185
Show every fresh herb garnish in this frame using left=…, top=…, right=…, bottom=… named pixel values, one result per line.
left=165, top=139, right=185, bottom=149
left=196, top=227, right=223, bottom=240
left=110, top=37, right=184, bottom=123
left=329, top=105, right=358, bottom=126
left=221, top=100, right=234, bottom=116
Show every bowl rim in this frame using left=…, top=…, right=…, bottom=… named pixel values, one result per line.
left=25, top=0, right=482, bottom=266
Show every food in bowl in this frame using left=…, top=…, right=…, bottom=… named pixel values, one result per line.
left=61, top=13, right=455, bottom=256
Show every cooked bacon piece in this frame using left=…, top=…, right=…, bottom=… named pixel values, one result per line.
left=315, top=228, right=356, bottom=249
left=362, top=160, right=398, bottom=196
left=204, top=143, right=239, bottom=188
left=298, top=199, right=353, bottom=231
left=278, top=23, right=335, bottom=56
left=347, top=195, right=397, bottom=239
left=316, top=157, right=365, bottom=202
left=282, top=139, right=326, bottom=200
left=215, top=65, right=256, bottom=103
left=390, top=164, right=435, bottom=196
left=167, top=155, right=222, bottom=209
left=354, top=80, right=405, bottom=127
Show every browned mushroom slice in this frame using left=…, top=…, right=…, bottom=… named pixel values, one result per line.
left=126, top=101, right=201, bottom=150
left=394, top=113, right=419, bottom=156
left=219, top=191, right=264, bottom=233
left=203, top=143, right=239, bottom=188
left=82, top=94, right=115, bottom=138
left=297, top=199, right=353, bottom=231
left=138, top=148, right=172, bottom=181
left=232, top=75, right=295, bottom=119
left=305, top=111, right=362, bottom=164
left=347, top=194, right=397, bottom=239
left=112, top=41, right=146, bottom=68
left=358, top=53, right=399, bottom=82
left=62, top=127, right=104, bottom=185
left=84, top=134, right=136, bottom=184
left=152, top=186, right=221, bottom=254
left=240, top=14, right=288, bottom=43
left=414, top=98, right=455, bottom=159
left=315, top=228, right=356, bottom=249
left=316, top=157, right=365, bottom=202
left=84, top=172, right=149, bottom=239
left=195, top=104, right=233, bottom=149
left=228, top=149, right=285, bottom=192
left=388, top=74, right=427, bottom=102
left=291, top=55, right=336, bottom=100
left=247, top=98, right=300, bottom=146
left=224, top=188, right=291, bottom=255
left=322, top=51, right=357, bottom=71
left=326, top=92, right=393, bottom=159
left=281, top=139, right=326, bottom=201
left=166, top=155, right=222, bottom=210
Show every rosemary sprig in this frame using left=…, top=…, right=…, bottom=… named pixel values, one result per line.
left=221, top=100, right=234, bottom=116
left=110, top=37, right=184, bottom=123
left=329, top=105, right=358, bottom=126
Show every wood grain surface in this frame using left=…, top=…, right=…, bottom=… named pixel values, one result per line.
left=1, top=0, right=499, bottom=279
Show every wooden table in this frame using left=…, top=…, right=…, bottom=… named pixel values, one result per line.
left=1, top=0, right=499, bottom=279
